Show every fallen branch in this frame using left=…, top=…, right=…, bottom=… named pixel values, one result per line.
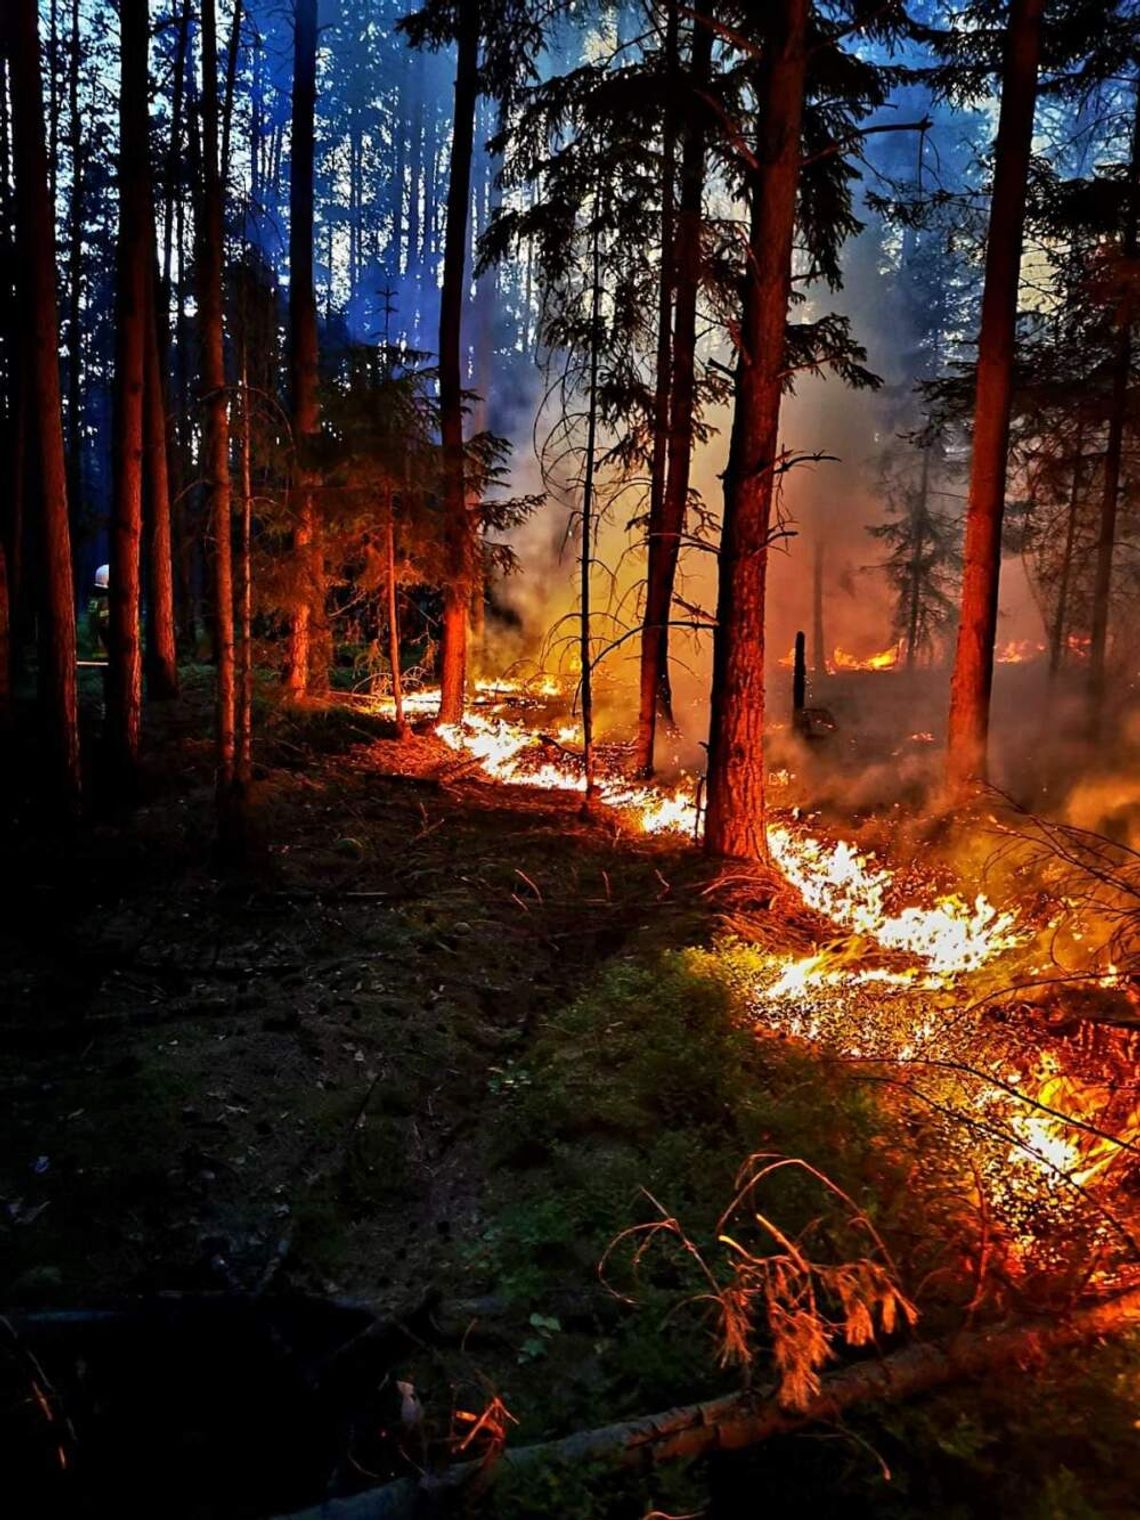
left=275, top=1287, right=1140, bottom=1520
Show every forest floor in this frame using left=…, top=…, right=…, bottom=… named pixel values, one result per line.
left=4, top=669, right=1140, bottom=1519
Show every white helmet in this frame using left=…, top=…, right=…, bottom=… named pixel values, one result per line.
left=94, top=564, right=110, bottom=589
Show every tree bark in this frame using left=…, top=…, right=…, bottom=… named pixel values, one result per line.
left=580, top=182, right=604, bottom=807
left=385, top=493, right=406, bottom=740
left=944, top=0, right=1044, bottom=794
left=283, top=0, right=324, bottom=700
left=1048, top=437, right=1084, bottom=682
left=704, top=0, right=808, bottom=861
left=141, top=19, right=177, bottom=704
left=437, top=5, right=479, bottom=725
left=106, top=0, right=150, bottom=786
left=198, top=0, right=237, bottom=834
left=64, top=0, right=84, bottom=583
left=1087, top=80, right=1140, bottom=738
left=5, top=0, right=81, bottom=807
left=905, top=444, right=932, bottom=670
left=143, top=260, right=178, bottom=700
left=635, top=5, right=713, bottom=776
left=636, top=0, right=679, bottom=772
left=236, top=351, right=253, bottom=790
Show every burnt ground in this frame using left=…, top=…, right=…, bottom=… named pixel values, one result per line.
left=5, top=673, right=1140, bottom=1520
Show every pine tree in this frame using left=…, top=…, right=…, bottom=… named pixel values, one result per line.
left=704, top=0, right=810, bottom=861
left=4, top=0, right=80, bottom=805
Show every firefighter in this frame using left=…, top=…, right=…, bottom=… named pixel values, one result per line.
left=89, top=564, right=110, bottom=654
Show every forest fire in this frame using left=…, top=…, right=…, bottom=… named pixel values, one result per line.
left=429, top=698, right=1138, bottom=1261
left=12, top=0, right=1140, bottom=1505
left=829, top=644, right=902, bottom=672
left=995, top=638, right=1046, bottom=663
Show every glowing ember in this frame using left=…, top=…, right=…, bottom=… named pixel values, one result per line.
left=995, top=639, right=1045, bottom=664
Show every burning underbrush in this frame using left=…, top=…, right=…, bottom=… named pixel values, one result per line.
left=372, top=681, right=1140, bottom=1296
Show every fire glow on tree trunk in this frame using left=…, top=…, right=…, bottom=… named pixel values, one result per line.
left=107, top=0, right=149, bottom=784
left=437, top=4, right=479, bottom=725
left=1087, top=79, right=1140, bottom=738
left=945, top=0, right=1044, bottom=794
left=199, top=0, right=236, bottom=828
left=704, top=0, right=809, bottom=862
left=635, top=5, right=714, bottom=776
left=284, top=0, right=324, bottom=701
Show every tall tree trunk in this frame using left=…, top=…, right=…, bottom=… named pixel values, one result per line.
left=634, top=5, right=713, bottom=775
left=283, top=0, right=324, bottom=700
left=437, top=5, right=479, bottom=725
left=385, top=492, right=406, bottom=740
left=635, top=0, right=679, bottom=773
left=137, top=6, right=177, bottom=703
left=199, top=0, right=237, bottom=835
left=221, top=0, right=243, bottom=192
left=106, top=0, right=149, bottom=786
left=143, top=260, right=178, bottom=700
left=64, top=0, right=84, bottom=584
left=580, top=183, right=605, bottom=806
left=5, top=0, right=81, bottom=806
left=1048, top=435, right=1084, bottom=682
left=162, top=0, right=192, bottom=654
left=0, top=539, right=9, bottom=731
left=703, top=0, right=808, bottom=862
left=1087, top=80, right=1140, bottom=737
left=944, top=0, right=1044, bottom=794
left=236, top=350, right=253, bottom=789
left=905, top=444, right=932, bottom=670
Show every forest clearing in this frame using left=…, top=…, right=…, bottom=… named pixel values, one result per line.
left=6, top=0, right=1140, bottom=1516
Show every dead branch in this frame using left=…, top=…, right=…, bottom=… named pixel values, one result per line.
left=274, top=1287, right=1140, bottom=1520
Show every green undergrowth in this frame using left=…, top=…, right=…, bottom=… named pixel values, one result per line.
left=458, top=943, right=1140, bottom=1518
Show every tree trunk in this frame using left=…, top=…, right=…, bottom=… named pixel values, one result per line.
left=944, top=0, right=1044, bottom=794
left=0, top=539, right=10, bottom=732
left=580, top=183, right=605, bottom=807
left=636, top=0, right=679, bottom=771
left=174, top=35, right=199, bottom=654
left=106, top=0, right=150, bottom=787
left=236, top=351, right=253, bottom=789
left=199, top=0, right=237, bottom=836
left=385, top=494, right=406, bottom=740
left=704, top=0, right=808, bottom=861
left=5, top=0, right=80, bottom=806
left=1087, top=80, right=1140, bottom=738
left=437, top=5, right=479, bottom=725
left=634, top=5, right=713, bottom=776
left=141, top=26, right=177, bottom=703
left=905, top=444, right=932, bottom=670
left=143, top=260, right=178, bottom=700
left=64, top=0, right=84, bottom=584
left=1049, top=437, right=1084, bottom=682
left=162, top=0, right=192, bottom=657
left=275, top=1288, right=1140, bottom=1520
left=283, top=0, right=324, bottom=701
left=221, top=0, right=243, bottom=196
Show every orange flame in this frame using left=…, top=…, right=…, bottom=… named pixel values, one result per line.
left=829, top=644, right=900, bottom=673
